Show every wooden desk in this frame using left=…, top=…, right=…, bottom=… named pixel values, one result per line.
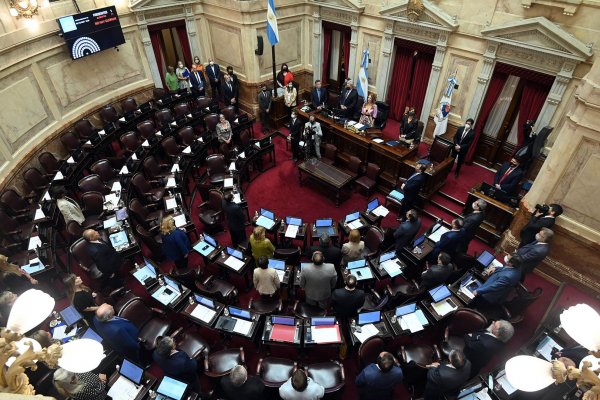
left=399, top=156, right=454, bottom=199
left=421, top=295, right=461, bottom=322
left=348, top=319, right=393, bottom=347
left=108, top=369, right=157, bottom=400
left=465, top=184, right=517, bottom=245
left=369, top=255, right=407, bottom=280
left=261, top=316, right=303, bottom=348
left=383, top=305, right=432, bottom=336
left=278, top=222, right=308, bottom=251
left=400, top=241, right=434, bottom=280
left=180, top=298, right=224, bottom=329
left=297, top=160, right=354, bottom=207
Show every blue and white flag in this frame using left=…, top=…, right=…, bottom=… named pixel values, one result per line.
left=266, top=0, right=279, bottom=45
left=433, top=75, right=458, bottom=136
left=356, top=48, right=370, bottom=100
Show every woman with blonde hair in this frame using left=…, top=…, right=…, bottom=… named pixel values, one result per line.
left=249, top=226, right=275, bottom=260
left=161, top=215, right=191, bottom=270
left=359, top=93, right=378, bottom=127
left=63, top=273, right=97, bottom=324
left=53, top=367, right=107, bottom=400
left=0, top=254, right=37, bottom=294
left=341, top=229, right=365, bottom=265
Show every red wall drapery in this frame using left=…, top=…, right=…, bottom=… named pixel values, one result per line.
left=150, top=30, right=165, bottom=88
left=465, top=71, right=508, bottom=163
left=408, top=52, right=434, bottom=116
left=517, top=81, right=550, bottom=146
left=343, top=32, right=350, bottom=81
left=388, top=47, right=414, bottom=120
left=175, top=25, right=193, bottom=67
left=322, top=27, right=332, bottom=84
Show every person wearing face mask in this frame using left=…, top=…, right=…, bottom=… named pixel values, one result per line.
left=339, top=79, right=358, bottom=118
left=226, top=66, right=238, bottom=87
left=258, top=84, right=272, bottom=133
left=399, top=110, right=419, bottom=144
left=277, top=64, right=294, bottom=96
left=312, top=79, right=328, bottom=110
left=284, top=81, right=297, bottom=117
left=289, top=111, right=303, bottom=162
left=457, top=199, right=487, bottom=253
left=519, top=203, right=562, bottom=248
left=175, top=60, right=190, bottom=91
left=472, top=253, right=522, bottom=307
left=189, top=63, right=207, bottom=97
left=451, top=118, right=475, bottom=178
left=205, top=58, right=221, bottom=98
left=304, top=114, right=323, bottom=159
left=493, top=157, right=524, bottom=194
left=515, top=227, right=553, bottom=280
left=221, top=73, right=239, bottom=112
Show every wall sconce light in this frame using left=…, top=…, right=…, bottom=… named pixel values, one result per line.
left=9, top=0, right=40, bottom=18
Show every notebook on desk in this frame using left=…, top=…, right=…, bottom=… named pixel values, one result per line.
left=132, top=264, right=157, bottom=286
left=388, top=190, right=404, bottom=202
left=353, top=266, right=373, bottom=281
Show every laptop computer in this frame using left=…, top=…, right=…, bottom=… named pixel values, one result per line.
left=81, top=327, right=103, bottom=344
left=59, top=305, right=83, bottom=327
left=226, top=247, right=244, bottom=260
left=272, top=316, right=295, bottom=326
left=428, top=285, right=452, bottom=303
left=229, top=306, right=252, bottom=320
left=379, top=251, right=396, bottom=263
left=109, top=230, right=129, bottom=250
left=217, top=306, right=252, bottom=331
left=358, top=311, right=381, bottom=325
left=315, top=218, right=335, bottom=236
left=256, top=208, right=276, bottom=229
left=456, top=382, right=484, bottom=400
left=395, top=303, right=417, bottom=317
left=116, top=208, right=128, bottom=222
left=193, top=234, right=218, bottom=257
left=120, top=358, right=144, bottom=385
left=155, top=376, right=188, bottom=400
left=285, top=216, right=302, bottom=226
left=535, top=333, right=563, bottom=361
left=268, top=258, right=286, bottom=281
left=132, top=261, right=157, bottom=286
left=311, top=317, right=336, bottom=326
left=477, top=250, right=495, bottom=268
left=345, top=211, right=360, bottom=223
left=366, top=198, right=379, bottom=213
left=194, top=294, right=215, bottom=309
left=347, top=259, right=366, bottom=270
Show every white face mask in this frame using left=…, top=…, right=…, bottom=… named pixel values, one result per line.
left=472, top=202, right=478, bottom=210
left=465, top=123, right=471, bottom=129
left=504, top=255, right=509, bottom=264
left=210, top=61, right=214, bottom=66
left=535, top=233, right=542, bottom=242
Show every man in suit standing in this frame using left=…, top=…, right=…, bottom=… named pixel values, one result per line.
left=428, top=219, right=463, bottom=263
left=356, top=352, right=404, bottom=400
left=331, top=274, right=365, bottom=320
left=83, top=229, right=123, bottom=287
left=189, top=64, right=206, bottom=97
left=307, top=233, right=342, bottom=267
left=304, top=114, right=323, bottom=159
left=206, top=58, right=221, bottom=98
left=424, top=350, right=471, bottom=400
left=519, top=203, right=562, bottom=247
left=457, top=199, right=487, bottom=253
left=153, top=336, right=200, bottom=393
left=221, top=73, right=239, bottom=112
left=393, top=209, right=421, bottom=257
left=516, top=227, right=553, bottom=278
left=421, top=252, right=453, bottom=289
left=451, top=118, right=475, bottom=178
left=312, top=79, right=328, bottom=110
left=93, top=303, right=141, bottom=362
left=473, top=254, right=522, bottom=305
left=463, top=320, right=514, bottom=376
left=299, top=252, right=337, bottom=309
left=258, top=84, right=272, bottom=133
left=494, top=157, right=524, bottom=194
left=289, top=110, right=303, bottom=162
left=339, top=79, right=358, bottom=118
left=400, top=163, right=427, bottom=214
left=222, top=193, right=246, bottom=247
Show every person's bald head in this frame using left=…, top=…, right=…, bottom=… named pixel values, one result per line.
left=96, top=303, right=114, bottom=322
left=83, top=229, right=100, bottom=242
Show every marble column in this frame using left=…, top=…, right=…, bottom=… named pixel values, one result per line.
left=185, top=6, right=202, bottom=60
left=375, top=24, right=394, bottom=101
left=137, top=16, right=163, bottom=89
left=533, top=60, right=574, bottom=134
left=466, top=43, right=497, bottom=121
left=312, top=10, right=322, bottom=82
left=419, top=34, right=448, bottom=128
left=348, top=18, right=359, bottom=82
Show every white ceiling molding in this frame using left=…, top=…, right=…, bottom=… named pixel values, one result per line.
left=521, top=0, right=583, bottom=16
left=310, top=0, right=365, bottom=13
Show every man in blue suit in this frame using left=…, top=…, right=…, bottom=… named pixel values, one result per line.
left=205, top=58, right=221, bottom=98
left=312, top=80, right=328, bottom=110
left=400, top=163, right=427, bottom=214
left=356, top=351, right=403, bottom=400
left=153, top=336, right=200, bottom=393
left=189, top=64, right=206, bottom=97
left=494, top=157, right=524, bottom=194
left=428, top=218, right=463, bottom=263
left=516, top=227, right=553, bottom=278
left=93, top=303, right=141, bottom=362
left=473, top=254, right=522, bottom=304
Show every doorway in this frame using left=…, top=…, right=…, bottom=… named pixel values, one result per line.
left=322, top=22, right=351, bottom=93
left=148, top=20, right=193, bottom=88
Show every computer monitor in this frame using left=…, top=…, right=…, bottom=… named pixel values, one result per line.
left=347, top=259, right=366, bottom=269
left=59, top=305, right=83, bottom=326
left=311, top=317, right=336, bottom=326
left=226, top=247, right=244, bottom=260
left=379, top=251, right=396, bottom=263
left=120, top=359, right=144, bottom=385
left=315, top=218, right=333, bottom=227
left=345, top=211, right=360, bottom=222
left=109, top=230, right=129, bottom=248
left=395, top=303, right=417, bottom=317
left=194, top=295, right=214, bottom=309
left=286, top=216, right=302, bottom=226
left=228, top=307, right=252, bottom=320
left=428, top=285, right=452, bottom=302
left=535, top=334, right=563, bottom=361
left=477, top=250, right=495, bottom=268
left=81, top=328, right=103, bottom=344
left=260, top=208, right=275, bottom=220
left=358, top=311, right=381, bottom=325
left=203, top=233, right=217, bottom=247
left=367, top=198, right=379, bottom=212
left=268, top=259, right=286, bottom=270
left=164, top=276, right=181, bottom=293
left=272, top=316, right=295, bottom=326
left=156, top=376, right=188, bottom=400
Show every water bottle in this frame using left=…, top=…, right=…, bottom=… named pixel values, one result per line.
left=351, top=319, right=356, bottom=330
left=224, top=308, right=230, bottom=316
left=189, top=295, right=195, bottom=305
left=254, top=210, right=259, bottom=219
left=391, top=314, right=397, bottom=324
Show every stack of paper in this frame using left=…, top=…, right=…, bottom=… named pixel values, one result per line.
left=224, top=178, right=234, bottom=188
left=347, top=219, right=363, bottom=230
left=34, top=208, right=45, bottom=221
left=156, top=131, right=163, bottom=136
left=170, top=122, right=177, bottom=127
left=239, top=152, right=245, bottom=159
left=191, top=304, right=217, bottom=323
left=353, top=324, right=379, bottom=343
left=497, top=374, right=517, bottom=395
left=43, top=191, right=51, bottom=201
left=229, top=162, right=236, bottom=171
left=52, top=325, right=69, bottom=340
left=380, top=259, right=402, bottom=278
left=224, top=256, right=245, bottom=271
left=166, top=177, right=177, bottom=188
left=112, top=182, right=122, bottom=192
left=233, top=318, right=253, bottom=335
left=131, top=153, right=138, bottom=160
left=85, top=140, right=92, bottom=145
left=105, top=193, right=120, bottom=208
left=460, top=286, right=476, bottom=300
left=119, top=165, right=129, bottom=175
left=372, top=138, right=384, bottom=144
left=142, top=140, right=150, bottom=148
left=432, top=299, right=456, bottom=316
left=98, top=130, right=105, bottom=136
left=187, top=114, right=192, bottom=118
left=171, top=164, right=180, bottom=173
left=165, top=198, right=177, bottom=210
left=119, top=117, right=126, bottom=122
left=312, top=325, right=341, bottom=344
left=107, top=375, right=143, bottom=400
left=173, top=214, right=187, bottom=228
left=53, top=171, right=64, bottom=181
left=285, top=225, right=299, bottom=238
left=28, top=236, right=42, bottom=250
left=233, top=193, right=242, bottom=204
left=67, top=156, right=76, bottom=164
left=182, top=146, right=192, bottom=154
left=428, top=226, right=450, bottom=243
left=400, top=312, right=424, bottom=333
left=372, top=205, right=390, bottom=217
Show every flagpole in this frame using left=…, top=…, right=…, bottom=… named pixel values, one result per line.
left=272, top=45, right=277, bottom=98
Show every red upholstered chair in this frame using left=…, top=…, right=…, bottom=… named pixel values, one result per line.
left=205, top=154, right=226, bottom=185
left=204, top=113, right=219, bottom=134
left=195, top=275, right=238, bottom=304
left=66, top=220, right=84, bottom=242
left=118, top=297, right=172, bottom=351
left=100, top=105, right=120, bottom=126
left=427, top=136, right=453, bottom=163
left=169, top=327, right=210, bottom=361
left=23, top=168, right=50, bottom=195
left=248, top=297, right=282, bottom=315
left=0, top=189, right=36, bottom=219
left=386, top=279, right=425, bottom=306
left=155, top=109, right=173, bottom=129
left=327, top=92, right=339, bottom=108
left=178, top=126, right=197, bottom=146
left=121, top=98, right=138, bottom=114
left=153, top=88, right=166, bottom=100
left=136, top=120, right=157, bottom=139
left=198, top=189, right=224, bottom=230
left=306, top=361, right=345, bottom=394
left=204, top=347, right=245, bottom=378
left=355, top=163, right=381, bottom=197
left=500, top=285, right=543, bottom=324
left=361, top=288, right=389, bottom=312
left=73, top=119, right=97, bottom=140
left=78, top=174, right=110, bottom=195
left=364, top=226, right=385, bottom=260
left=0, top=209, right=34, bottom=242
left=129, top=198, right=163, bottom=231
left=161, top=137, right=184, bottom=158
left=120, top=131, right=141, bottom=154
left=69, top=238, right=103, bottom=280
left=292, top=300, right=326, bottom=320
left=60, top=132, right=83, bottom=152
left=441, top=308, right=487, bottom=357
left=38, top=152, right=61, bottom=175
left=222, top=106, right=237, bottom=122
left=358, top=337, right=385, bottom=368
left=90, top=159, right=118, bottom=184
left=135, top=225, right=164, bottom=260
left=81, top=191, right=104, bottom=229
left=142, top=156, right=170, bottom=180
left=131, top=173, right=165, bottom=203
left=173, top=103, right=190, bottom=118
left=239, top=130, right=250, bottom=148
left=321, top=144, right=337, bottom=166
left=196, top=96, right=212, bottom=110
left=273, top=247, right=301, bottom=266
left=257, top=357, right=297, bottom=387
left=346, top=156, right=362, bottom=179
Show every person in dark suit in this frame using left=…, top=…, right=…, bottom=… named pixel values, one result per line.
left=399, top=111, right=419, bottom=144
left=339, top=79, right=358, bottom=118
left=519, top=204, right=562, bottom=248
left=220, top=365, right=264, bottom=400
left=83, top=229, right=123, bottom=287
left=258, top=84, right=272, bottom=133
left=153, top=336, right=200, bottom=393
left=307, top=233, right=342, bottom=267
left=312, top=79, right=328, bottom=110
left=451, top=118, right=475, bottom=178
left=221, top=73, right=239, bottom=112
left=424, top=350, right=471, bottom=400
left=464, top=320, right=514, bottom=376
left=356, top=351, right=404, bottom=400
left=421, top=252, right=453, bottom=289
left=457, top=199, right=487, bottom=253
left=331, top=274, right=365, bottom=319
left=226, top=66, right=238, bottom=87
left=428, top=219, right=463, bottom=263
left=93, top=303, right=141, bottom=362
left=516, top=227, right=553, bottom=278
left=206, top=59, right=221, bottom=98
left=494, top=157, right=524, bottom=194
left=222, top=192, right=246, bottom=247
left=393, top=209, right=421, bottom=257
left=189, top=64, right=206, bottom=97
left=473, top=254, right=522, bottom=305
left=289, top=110, right=303, bottom=162
left=400, top=163, right=427, bottom=214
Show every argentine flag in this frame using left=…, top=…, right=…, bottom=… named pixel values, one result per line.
left=356, top=48, right=370, bottom=100
left=266, top=0, right=279, bottom=45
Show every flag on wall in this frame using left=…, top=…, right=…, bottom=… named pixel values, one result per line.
left=266, top=0, right=279, bottom=45
left=356, top=48, right=370, bottom=100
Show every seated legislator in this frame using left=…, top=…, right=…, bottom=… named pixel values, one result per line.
left=341, top=229, right=365, bottom=266
left=280, top=369, right=325, bottom=400
left=153, top=336, right=200, bottom=393
left=253, top=256, right=280, bottom=298
left=519, top=203, right=562, bottom=248
left=312, top=79, right=328, bottom=110
left=398, top=110, right=419, bottom=144
left=355, top=351, right=404, bottom=400
left=400, top=163, right=427, bottom=214
left=249, top=226, right=275, bottom=261
left=493, top=157, right=524, bottom=194
left=464, top=320, right=514, bottom=376
left=299, top=251, right=337, bottom=309
left=93, top=303, right=141, bottom=362
left=393, top=209, right=421, bottom=257
left=216, top=114, right=233, bottom=145
left=220, top=365, right=265, bottom=400
left=472, top=254, right=522, bottom=307
left=427, top=219, right=463, bottom=263
left=83, top=229, right=124, bottom=287
left=516, top=227, right=553, bottom=278
left=424, top=350, right=471, bottom=400
left=421, top=252, right=453, bottom=289
left=331, top=274, right=365, bottom=320
left=307, top=233, right=343, bottom=268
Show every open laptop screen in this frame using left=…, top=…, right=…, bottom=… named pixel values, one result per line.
left=358, top=311, right=381, bottom=325
left=120, top=359, right=144, bottom=385
left=367, top=198, right=379, bottom=212
left=156, top=376, right=187, bottom=400
left=260, top=208, right=275, bottom=220
left=429, top=285, right=452, bottom=302
left=315, top=218, right=333, bottom=227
